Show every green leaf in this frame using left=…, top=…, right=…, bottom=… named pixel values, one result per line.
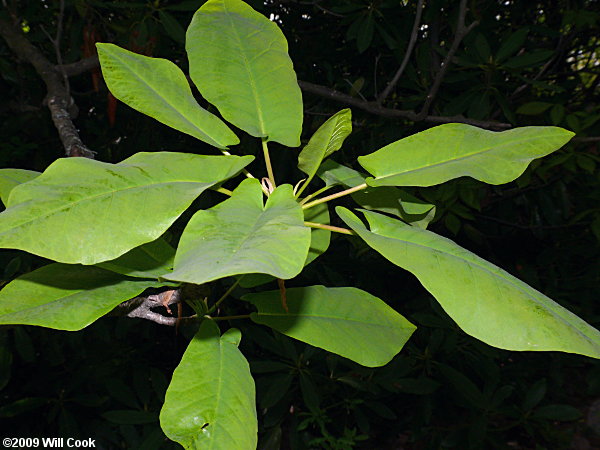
left=243, top=285, right=416, bottom=367
left=356, top=14, right=374, bottom=53
left=317, top=160, right=436, bottom=228
left=337, top=207, right=600, bottom=359
left=160, top=321, right=257, bottom=450
left=316, top=159, right=366, bottom=188
left=186, top=0, right=303, bottom=147
left=96, top=43, right=238, bottom=149
left=158, top=10, right=185, bottom=43
left=358, top=124, right=574, bottom=187
left=97, top=237, right=175, bottom=279
left=504, top=50, right=554, bottom=69
left=0, top=169, right=39, bottom=207
left=304, top=203, right=330, bottom=265
left=516, top=101, right=553, bottom=115
left=298, top=109, right=352, bottom=184
left=495, top=27, right=529, bottom=62
left=237, top=203, right=327, bottom=287
left=165, top=178, right=310, bottom=284
left=532, top=404, right=582, bottom=421
left=0, top=152, right=252, bottom=264
left=0, top=264, right=157, bottom=331
left=352, top=187, right=436, bottom=229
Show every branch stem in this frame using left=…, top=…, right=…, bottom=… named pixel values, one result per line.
left=378, top=0, right=425, bottom=103
left=302, top=183, right=368, bottom=209
left=304, top=222, right=355, bottom=235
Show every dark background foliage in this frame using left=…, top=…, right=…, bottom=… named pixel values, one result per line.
left=1, top=0, right=599, bottom=449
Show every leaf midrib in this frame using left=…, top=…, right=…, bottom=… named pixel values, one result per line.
left=224, top=1, right=267, bottom=136
left=2, top=179, right=211, bottom=234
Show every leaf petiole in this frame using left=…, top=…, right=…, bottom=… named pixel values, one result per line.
left=206, top=277, right=243, bottom=315
left=304, top=221, right=355, bottom=235
left=302, top=183, right=368, bottom=209
left=299, top=184, right=336, bottom=205
left=262, top=139, right=276, bottom=187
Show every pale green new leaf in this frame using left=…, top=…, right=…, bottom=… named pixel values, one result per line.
left=165, top=178, right=310, bottom=284
left=298, top=109, right=352, bottom=179
left=186, top=0, right=303, bottom=147
left=96, top=43, right=238, bottom=149
left=0, top=169, right=39, bottom=206
left=98, top=237, right=175, bottom=279
left=337, top=207, right=600, bottom=359
left=0, top=264, right=157, bottom=331
left=358, top=124, right=574, bottom=187
left=243, top=285, right=416, bottom=367
left=317, top=159, right=435, bottom=228
left=0, top=152, right=253, bottom=264
left=160, top=321, right=257, bottom=450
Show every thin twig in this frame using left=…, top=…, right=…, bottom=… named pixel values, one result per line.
left=417, top=0, right=479, bottom=119
left=299, top=80, right=511, bottom=129
left=378, top=0, right=425, bottom=103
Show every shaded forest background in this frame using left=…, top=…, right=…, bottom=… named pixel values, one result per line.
left=1, top=0, right=599, bottom=448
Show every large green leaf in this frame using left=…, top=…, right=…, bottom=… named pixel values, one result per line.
left=160, top=321, right=257, bottom=450
left=0, top=152, right=252, bottom=264
left=96, top=43, right=238, bottom=149
left=337, top=207, right=600, bottom=359
left=165, top=178, right=310, bottom=284
left=186, top=0, right=303, bottom=147
left=97, top=237, right=175, bottom=279
left=243, top=285, right=416, bottom=367
left=0, top=169, right=39, bottom=207
left=0, top=264, right=157, bottom=331
left=358, top=124, right=574, bottom=187
left=298, top=109, right=352, bottom=180
left=317, top=159, right=435, bottom=228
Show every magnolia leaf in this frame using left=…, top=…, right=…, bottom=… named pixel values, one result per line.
left=358, top=124, right=574, bottom=187
left=0, top=264, right=158, bottom=331
left=160, top=321, right=257, bottom=449
left=338, top=207, right=600, bottom=359
left=298, top=109, right=352, bottom=179
left=0, top=152, right=252, bottom=264
left=317, top=159, right=365, bottom=188
left=244, top=285, right=416, bottom=367
left=165, top=178, right=310, bottom=284
left=96, top=43, right=238, bottom=149
left=0, top=169, right=40, bottom=207
left=187, top=0, right=303, bottom=147
left=238, top=203, right=328, bottom=288
left=97, top=237, right=175, bottom=279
